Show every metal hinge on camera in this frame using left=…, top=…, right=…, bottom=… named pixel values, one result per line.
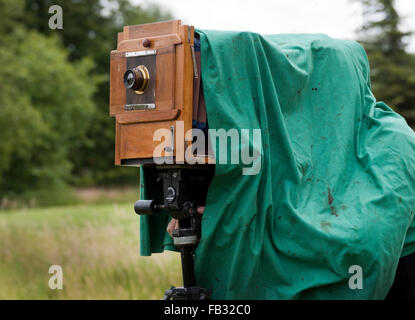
left=164, top=125, right=175, bottom=154
left=124, top=104, right=155, bottom=111
left=125, top=50, right=157, bottom=57
left=190, top=45, right=198, bottom=79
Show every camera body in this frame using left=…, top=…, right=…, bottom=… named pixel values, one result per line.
left=110, top=20, right=209, bottom=166
left=110, top=20, right=214, bottom=300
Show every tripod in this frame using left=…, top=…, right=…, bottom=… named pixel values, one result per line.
left=134, top=169, right=211, bottom=300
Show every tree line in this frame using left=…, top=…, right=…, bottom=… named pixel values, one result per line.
left=0, top=0, right=413, bottom=203
left=358, top=0, right=415, bottom=129
left=0, top=0, right=171, bottom=199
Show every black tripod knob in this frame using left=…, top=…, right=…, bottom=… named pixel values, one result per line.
left=134, top=200, right=159, bottom=215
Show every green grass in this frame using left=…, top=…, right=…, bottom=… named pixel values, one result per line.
left=1, top=185, right=141, bottom=209
left=0, top=201, right=181, bottom=299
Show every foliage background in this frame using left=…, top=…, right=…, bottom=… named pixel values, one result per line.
left=357, top=0, right=415, bottom=128
left=0, top=0, right=172, bottom=206
left=0, top=0, right=413, bottom=207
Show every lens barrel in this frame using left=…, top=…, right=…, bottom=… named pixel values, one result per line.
left=123, top=65, right=149, bottom=94
left=123, top=68, right=144, bottom=91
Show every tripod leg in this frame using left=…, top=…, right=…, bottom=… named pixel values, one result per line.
left=180, top=246, right=196, bottom=287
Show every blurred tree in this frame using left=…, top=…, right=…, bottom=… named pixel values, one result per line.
left=0, top=1, right=95, bottom=194
left=0, top=0, right=22, bottom=34
left=357, top=0, right=415, bottom=128
left=22, top=0, right=172, bottom=185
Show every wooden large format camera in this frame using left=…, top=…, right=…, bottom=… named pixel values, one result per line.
left=110, top=20, right=210, bottom=166
left=110, top=21, right=215, bottom=300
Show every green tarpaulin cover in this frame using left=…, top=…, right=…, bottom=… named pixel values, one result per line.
left=140, top=30, right=415, bottom=299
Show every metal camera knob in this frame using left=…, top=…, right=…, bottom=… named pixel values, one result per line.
left=123, top=65, right=150, bottom=94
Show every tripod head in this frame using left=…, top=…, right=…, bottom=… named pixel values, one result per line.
left=134, top=167, right=213, bottom=300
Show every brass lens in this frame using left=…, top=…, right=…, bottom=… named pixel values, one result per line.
left=123, top=65, right=150, bottom=95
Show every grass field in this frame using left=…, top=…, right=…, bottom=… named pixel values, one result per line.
left=0, top=194, right=182, bottom=300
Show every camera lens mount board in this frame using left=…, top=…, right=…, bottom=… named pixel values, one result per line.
left=125, top=50, right=157, bottom=110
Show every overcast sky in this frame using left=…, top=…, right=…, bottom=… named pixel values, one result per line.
left=131, top=0, right=415, bottom=52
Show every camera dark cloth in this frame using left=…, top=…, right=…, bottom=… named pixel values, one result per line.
left=140, top=30, right=415, bottom=299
